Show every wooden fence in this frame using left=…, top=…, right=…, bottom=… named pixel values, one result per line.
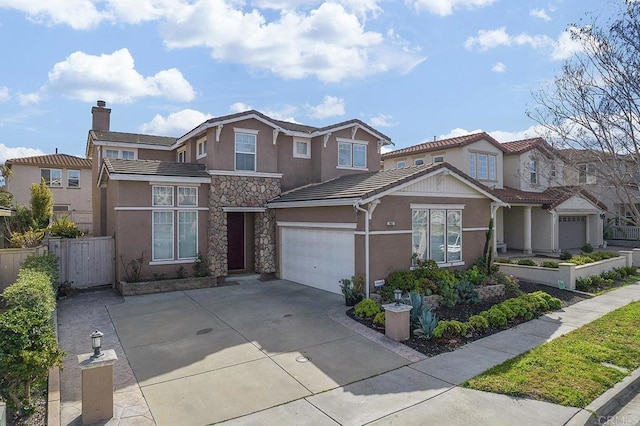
left=0, top=245, right=47, bottom=292
left=53, top=210, right=93, bottom=235
left=48, top=237, right=114, bottom=288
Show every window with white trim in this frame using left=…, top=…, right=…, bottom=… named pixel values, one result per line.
left=122, top=150, right=135, bottom=160
left=105, top=149, right=136, bottom=160
left=433, top=156, right=444, bottom=164
left=178, top=187, right=197, bottom=206
left=177, top=149, right=186, bottom=163
left=41, top=168, right=62, bottom=187
left=151, top=186, right=199, bottom=262
left=414, top=159, right=425, bottom=166
left=235, top=132, right=256, bottom=171
left=152, top=186, right=173, bottom=206
left=178, top=211, right=198, bottom=259
left=469, top=152, right=496, bottom=180
left=67, top=170, right=80, bottom=187
left=412, top=208, right=462, bottom=264
left=530, top=159, right=538, bottom=184
left=153, top=211, right=174, bottom=261
left=397, top=161, right=406, bottom=168
left=550, top=163, right=557, bottom=178
left=579, top=163, right=596, bottom=184
left=338, top=141, right=367, bottom=168
left=293, top=139, right=310, bottom=159
left=469, top=153, right=476, bottom=178
left=105, top=149, right=118, bottom=160
left=197, top=136, right=207, bottom=159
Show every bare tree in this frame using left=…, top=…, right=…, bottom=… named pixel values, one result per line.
left=529, top=0, right=640, bottom=225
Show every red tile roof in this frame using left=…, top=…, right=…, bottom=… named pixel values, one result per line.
left=494, top=186, right=607, bottom=210
left=381, top=132, right=504, bottom=159
left=6, top=154, right=91, bottom=169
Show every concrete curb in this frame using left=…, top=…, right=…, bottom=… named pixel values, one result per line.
left=565, top=367, right=640, bottom=426
left=47, top=308, right=61, bottom=426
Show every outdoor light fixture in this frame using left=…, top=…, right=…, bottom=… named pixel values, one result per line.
left=91, top=330, right=104, bottom=358
left=600, top=213, right=606, bottom=220
left=394, top=289, right=402, bottom=306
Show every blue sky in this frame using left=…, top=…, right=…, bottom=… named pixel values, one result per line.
left=0, top=0, right=618, bottom=162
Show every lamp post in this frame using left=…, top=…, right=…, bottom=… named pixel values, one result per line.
left=394, top=289, right=402, bottom=306
left=91, top=330, right=104, bottom=358
left=78, top=330, right=117, bottom=424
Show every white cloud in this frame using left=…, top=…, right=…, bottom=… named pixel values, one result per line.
left=263, top=105, right=299, bottom=122
left=491, top=62, right=506, bottom=73
left=161, top=1, right=424, bottom=82
left=0, top=143, right=45, bottom=164
left=369, top=113, right=396, bottom=127
left=0, top=0, right=105, bottom=29
left=437, top=124, right=546, bottom=143
left=17, top=92, right=40, bottom=106
left=306, top=96, right=345, bottom=119
left=45, top=48, right=195, bottom=103
left=407, top=0, right=497, bottom=16
left=139, top=109, right=213, bottom=136
left=530, top=8, right=551, bottom=21
left=464, top=27, right=552, bottom=52
left=229, top=102, right=253, bottom=113
left=0, top=86, right=9, bottom=102
left=551, top=27, right=584, bottom=61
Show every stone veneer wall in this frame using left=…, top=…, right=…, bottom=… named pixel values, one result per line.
left=208, top=175, right=281, bottom=277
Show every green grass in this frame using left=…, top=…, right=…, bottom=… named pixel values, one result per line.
left=463, top=301, right=640, bottom=408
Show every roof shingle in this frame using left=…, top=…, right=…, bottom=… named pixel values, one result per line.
left=90, top=130, right=176, bottom=147
left=494, top=186, right=607, bottom=210
left=104, top=158, right=209, bottom=178
left=6, top=153, right=91, bottom=169
left=381, top=132, right=503, bottom=159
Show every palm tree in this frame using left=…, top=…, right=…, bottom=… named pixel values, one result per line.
left=0, top=164, right=12, bottom=187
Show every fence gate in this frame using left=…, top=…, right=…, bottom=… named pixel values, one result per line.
left=48, top=237, right=114, bottom=288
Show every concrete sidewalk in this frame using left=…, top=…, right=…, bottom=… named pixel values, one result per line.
left=57, top=281, right=640, bottom=426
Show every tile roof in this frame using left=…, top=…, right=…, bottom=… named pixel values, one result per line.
left=270, top=163, right=502, bottom=204
left=501, top=137, right=552, bottom=155
left=103, top=158, right=210, bottom=178
left=6, top=153, right=92, bottom=169
left=90, top=130, right=176, bottom=147
left=494, top=186, right=607, bottom=210
left=381, top=132, right=503, bottom=159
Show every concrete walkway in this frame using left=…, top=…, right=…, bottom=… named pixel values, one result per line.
left=57, top=281, right=640, bottom=426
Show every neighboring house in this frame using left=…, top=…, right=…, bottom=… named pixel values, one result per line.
left=4, top=153, right=93, bottom=231
left=382, top=134, right=605, bottom=254
left=86, top=102, right=397, bottom=291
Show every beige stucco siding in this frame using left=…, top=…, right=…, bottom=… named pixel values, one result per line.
left=277, top=135, right=314, bottom=192
left=317, top=128, right=382, bottom=183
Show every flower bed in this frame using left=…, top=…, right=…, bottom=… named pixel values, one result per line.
left=116, top=276, right=218, bottom=296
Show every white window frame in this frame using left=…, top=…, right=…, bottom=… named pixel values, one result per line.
left=489, top=155, right=496, bottom=180
left=177, top=210, right=198, bottom=260
left=293, top=139, right=311, bottom=159
left=411, top=207, right=464, bottom=266
left=337, top=139, right=368, bottom=169
left=433, top=156, right=444, bottom=164
left=152, top=185, right=174, bottom=207
left=550, top=163, right=557, bottom=178
left=197, top=136, right=207, bottom=159
left=152, top=211, right=174, bottom=261
left=122, top=150, right=135, bottom=160
left=177, top=148, right=186, bottom=163
left=41, top=168, right=62, bottom=187
left=177, top=186, right=197, bottom=207
left=234, top=131, right=257, bottom=172
left=469, top=152, right=496, bottom=181
left=469, top=153, right=476, bottom=178
left=105, top=149, right=119, bottom=160
left=397, top=161, right=406, bottom=168
left=579, top=163, right=597, bottom=184
left=530, top=159, right=538, bottom=185
left=67, top=169, right=80, bottom=188
left=414, top=159, right=425, bottom=166
left=105, top=149, right=137, bottom=160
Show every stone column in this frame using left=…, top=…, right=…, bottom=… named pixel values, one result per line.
left=78, top=349, right=118, bottom=425
left=523, top=206, right=532, bottom=254
left=383, top=303, right=412, bottom=341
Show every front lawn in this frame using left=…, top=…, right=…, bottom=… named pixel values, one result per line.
left=463, top=301, right=640, bottom=407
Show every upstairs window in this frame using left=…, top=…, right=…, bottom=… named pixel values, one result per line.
left=338, top=141, right=367, bottom=169
left=67, top=170, right=80, bottom=187
left=178, top=187, right=197, bottom=206
left=177, top=149, right=186, bottom=163
left=235, top=132, right=257, bottom=171
left=397, top=161, right=406, bottom=168
left=105, top=149, right=118, bottom=160
left=433, top=156, right=444, bottom=164
left=414, top=159, right=425, bottom=166
left=579, top=163, right=596, bottom=184
left=105, top=149, right=136, bottom=160
left=122, top=150, right=135, bottom=160
left=550, top=163, right=557, bottom=178
left=469, top=153, right=476, bottom=178
left=197, top=136, right=207, bottom=159
left=153, top=186, right=173, bottom=206
left=41, top=168, right=62, bottom=187
left=293, top=139, right=311, bottom=159
left=469, top=152, right=497, bottom=180
left=530, top=160, right=538, bottom=184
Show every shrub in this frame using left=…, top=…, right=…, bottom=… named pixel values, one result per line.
left=464, top=265, right=487, bottom=286
left=559, top=251, right=573, bottom=261
left=21, top=252, right=59, bottom=287
left=3, top=271, right=56, bottom=314
left=566, top=255, right=595, bottom=266
left=493, top=272, right=522, bottom=298
left=494, top=258, right=512, bottom=264
left=580, top=243, right=594, bottom=253
left=497, top=303, right=516, bottom=320
left=576, top=277, right=592, bottom=291
left=381, top=270, right=420, bottom=301
left=49, top=215, right=84, bottom=238
left=416, top=308, right=439, bottom=339
left=10, top=228, right=44, bottom=248
left=437, top=281, right=458, bottom=308
left=354, top=299, right=381, bottom=319
left=468, top=315, right=489, bottom=332
left=516, top=259, right=537, bottom=266
left=454, top=278, right=479, bottom=304
left=541, top=261, right=559, bottom=269
left=373, top=312, right=385, bottom=327
left=193, top=252, right=209, bottom=277
left=433, top=319, right=468, bottom=339
left=482, top=307, right=508, bottom=328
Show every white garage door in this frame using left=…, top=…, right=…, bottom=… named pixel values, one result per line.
left=281, top=226, right=354, bottom=294
left=559, top=216, right=586, bottom=250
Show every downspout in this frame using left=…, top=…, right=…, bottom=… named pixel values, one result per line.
left=550, top=210, right=558, bottom=253
left=354, top=202, right=370, bottom=299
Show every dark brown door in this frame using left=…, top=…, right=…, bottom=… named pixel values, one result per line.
left=227, top=212, right=245, bottom=270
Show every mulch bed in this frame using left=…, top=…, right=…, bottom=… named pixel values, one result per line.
left=347, top=281, right=591, bottom=357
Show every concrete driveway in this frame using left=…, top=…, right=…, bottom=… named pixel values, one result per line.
left=106, top=279, right=413, bottom=425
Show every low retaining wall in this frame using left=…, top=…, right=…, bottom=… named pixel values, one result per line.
left=423, top=284, right=505, bottom=309
left=497, top=251, right=633, bottom=290
left=116, top=276, right=217, bottom=296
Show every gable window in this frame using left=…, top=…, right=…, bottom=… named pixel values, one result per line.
left=67, top=170, right=80, bottom=187
left=177, top=149, right=186, bottom=163
left=41, top=169, right=62, bottom=187
left=579, top=163, right=596, bottom=184
left=550, top=163, right=557, bottom=178
left=235, top=132, right=257, bottom=171
left=412, top=207, right=463, bottom=265
left=197, top=136, right=207, bottom=159
left=469, top=153, right=476, bottom=178
left=153, top=186, right=173, bottom=206
left=338, top=140, right=367, bottom=169
left=105, top=149, right=118, bottom=160
left=397, top=161, right=406, bottom=168
left=105, top=149, right=136, bottom=160
left=478, top=154, right=488, bottom=179
left=489, top=155, right=496, bottom=180
left=433, top=156, right=444, bottom=164
left=153, top=211, right=174, bottom=261
left=530, top=160, right=538, bottom=184
left=178, top=187, right=197, bottom=206
left=414, top=159, right=425, bottom=166
left=469, top=152, right=497, bottom=180
left=293, top=139, right=311, bottom=159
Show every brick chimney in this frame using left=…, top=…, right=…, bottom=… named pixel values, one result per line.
left=91, top=100, right=111, bottom=131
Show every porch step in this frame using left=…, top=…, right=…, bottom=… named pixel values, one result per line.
left=224, top=273, right=261, bottom=283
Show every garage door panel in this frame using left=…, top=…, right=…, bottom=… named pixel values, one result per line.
left=559, top=216, right=586, bottom=250
left=281, top=227, right=354, bottom=295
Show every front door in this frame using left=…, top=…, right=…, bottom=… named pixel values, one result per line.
left=227, top=212, right=245, bottom=270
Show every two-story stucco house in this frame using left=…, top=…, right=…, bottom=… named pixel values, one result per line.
left=382, top=134, right=606, bottom=255
left=88, top=102, right=515, bottom=295
left=5, top=153, right=93, bottom=231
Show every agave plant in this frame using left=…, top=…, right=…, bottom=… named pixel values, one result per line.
left=408, top=291, right=424, bottom=325
left=416, top=308, right=439, bottom=339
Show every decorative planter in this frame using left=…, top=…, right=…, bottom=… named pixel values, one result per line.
left=116, top=276, right=217, bottom=296
left=423, top=294, right=442, bottom=309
